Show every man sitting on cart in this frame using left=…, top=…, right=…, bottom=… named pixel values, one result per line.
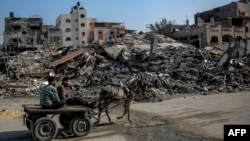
left=40, top=76, right=66, bottom=109
left=57, top=76, right=98, bottom=108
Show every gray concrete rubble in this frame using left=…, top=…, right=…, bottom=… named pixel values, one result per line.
left=0, top=33, right=250, bottom=102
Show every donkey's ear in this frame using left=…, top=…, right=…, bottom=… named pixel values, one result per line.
left=119, top=81, right=124, bottom=87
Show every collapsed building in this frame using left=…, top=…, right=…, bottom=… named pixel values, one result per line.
left=1, top=1, right=250, bottom=103
left=0, top=33, right=249, bottom=103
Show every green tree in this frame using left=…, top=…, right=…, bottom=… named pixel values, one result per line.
left=147, top=18, right=176, bottom=34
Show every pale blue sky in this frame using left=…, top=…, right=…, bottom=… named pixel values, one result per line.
left=0, top=0, right=235, bottom=44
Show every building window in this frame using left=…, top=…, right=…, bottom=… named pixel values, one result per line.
left=76, top=28, right=78, bottom=31
left=99, top=31, right=103, bottom=34
left=12, top=25, right=21, bottom=30
left=222, top=35, right=233, bottom=42
left=110, top=31, right=114, bottom=34
left=65, top=28, right=71, bottom=32
left=210, top=36, right=218, bottom=43
left=30, top=25, right=41, bottom=30
left=81, top=23, right=85, bottom=27
left=12, top=38, right=19, bottom=43
left=76, top=37, right=78, bottom=40
left=82, top=32, right=85, bottom=37
left=75, top=19, right=78, bottom=22
left=29, top=38, right=33, bottom=43
left=65, top=19, right=71, bottom=23
left=66, top=37, right=71, bottom=41
left=81, top=14, right=85, bottom=18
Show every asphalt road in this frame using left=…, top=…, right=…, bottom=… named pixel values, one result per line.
left=131, top=91, right=250, bottom=139
left=0, top=92, right=249, bottom=141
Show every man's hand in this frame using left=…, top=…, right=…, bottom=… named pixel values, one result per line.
left=65, top=93, right=71, bottom=99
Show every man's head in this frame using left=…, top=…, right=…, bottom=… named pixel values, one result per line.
left=62, top=77, right=70, bottom=87
left=47, top=76, right=57, bottom=86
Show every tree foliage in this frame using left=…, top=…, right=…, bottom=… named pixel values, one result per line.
left=147, top=18, right=176, bottom=34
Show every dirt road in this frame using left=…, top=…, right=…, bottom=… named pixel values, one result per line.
left=0, top=92, right=249, bottom=141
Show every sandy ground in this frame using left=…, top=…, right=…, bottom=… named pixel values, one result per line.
left=0, top=92, right=249, bottom=141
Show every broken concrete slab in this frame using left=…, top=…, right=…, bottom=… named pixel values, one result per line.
left=102, top=45, right=127, bottom=60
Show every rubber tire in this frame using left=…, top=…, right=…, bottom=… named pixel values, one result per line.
left=31, top=117, right=58, bottom=141
left=26, top=115, right=44, bottom=131
left=59, top=113, right=73, bottom=129
left=70, top=116, right=91, bottom=137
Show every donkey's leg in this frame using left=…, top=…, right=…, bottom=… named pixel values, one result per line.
left=94, top=107, right=102, bottom=126
left=127, top=102, right=132, bottom=123
left=94, top=99, right=104, bottom=126
left=117, top=104, right=127, bottom=120
left=105, top=106, right=113, bottom=124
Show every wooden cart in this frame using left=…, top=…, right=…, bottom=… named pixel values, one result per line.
left=22, top=104, right=93, bottom=141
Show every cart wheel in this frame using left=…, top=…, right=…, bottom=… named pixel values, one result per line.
left=70, top=116, right=91, bottom=137
left=59, top=113, right=73, bottom=129
left=31, top=117, right=58, bottom=141
left=26, top=114, right=45, bottom=131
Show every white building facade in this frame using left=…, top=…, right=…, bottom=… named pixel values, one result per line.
left=56, top=2, right=88, bottom=47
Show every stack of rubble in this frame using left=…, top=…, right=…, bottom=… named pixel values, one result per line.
left=0, top=33, right=249, bottom=103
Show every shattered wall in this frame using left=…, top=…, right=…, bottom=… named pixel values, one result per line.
left=194, top=2, right=238, bottom=24
left=4, top=15, right=43, bottom=50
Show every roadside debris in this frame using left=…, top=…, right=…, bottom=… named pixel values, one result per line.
left=0, top=33, right=249, bottom=102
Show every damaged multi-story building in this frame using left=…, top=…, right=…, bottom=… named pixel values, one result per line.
left=42, top=25, right=62, bottom=49
left=56, top=2, right=132, bottom=47
left=3, top=2, right=134, bottom=52
left=3, top=13, right=44, bottom=52
left=169, top=0, right=250, bottom=50
left=56, top=2, right=89, bottom=47
left=3, top=12, right=62, bottom=52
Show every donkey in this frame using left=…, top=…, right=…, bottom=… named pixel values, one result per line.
left=94, top=77, right=148, bottom=125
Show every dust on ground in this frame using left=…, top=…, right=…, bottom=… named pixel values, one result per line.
left=0, top=109, right=24, bottom=119
left=0, top=97, right=38, bottom=119
left=0, top=95, right=223, bottom=141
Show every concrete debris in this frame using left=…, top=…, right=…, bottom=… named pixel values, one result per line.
left=0, top=32, right=250, bottom=103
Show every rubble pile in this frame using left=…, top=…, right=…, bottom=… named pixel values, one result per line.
left=0, top=33, right=249, bottom=102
